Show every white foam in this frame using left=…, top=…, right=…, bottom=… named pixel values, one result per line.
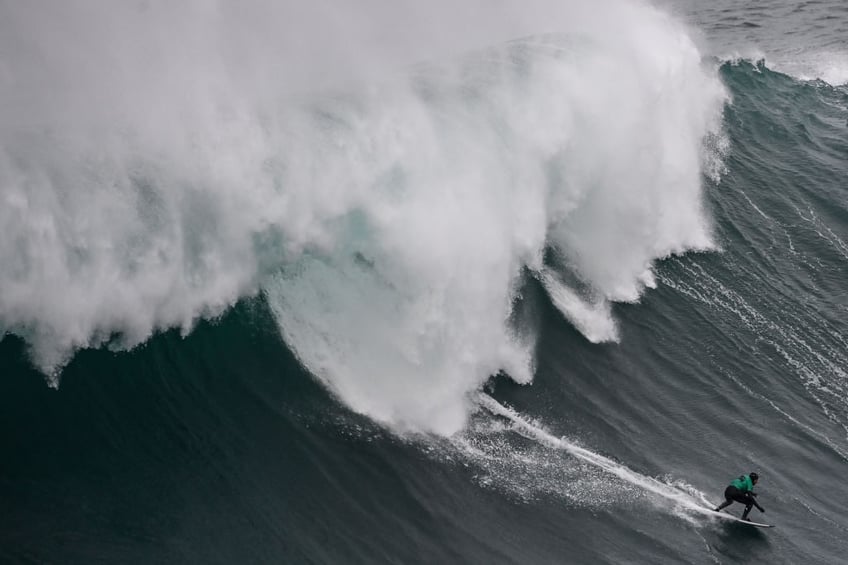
left=0, top=1, right=727, bottom=432
left=262, top=6, right=726, bottom=433
left=539, top=269, right=619, bottom=343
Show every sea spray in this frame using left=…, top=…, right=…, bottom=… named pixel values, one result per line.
left=264, top=19, right=727, bottom=433
left=0, top=1, right=727, bottom=432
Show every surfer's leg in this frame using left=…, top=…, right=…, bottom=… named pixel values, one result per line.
left=714, top=486, right=736, bottom=511
left=740, top=494, right=755, bottom=520
left=714, top=499, right=733, bottom=511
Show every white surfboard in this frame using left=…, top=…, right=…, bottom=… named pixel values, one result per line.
left=732, top=517, right=774, bottom=528
left=710, top=508, right=774, bottom=528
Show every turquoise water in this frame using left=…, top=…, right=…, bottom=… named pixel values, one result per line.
left=2, top=1, right=847, bottom=563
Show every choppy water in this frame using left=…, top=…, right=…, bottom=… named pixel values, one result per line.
left=2, top=1, right=847, bottom=563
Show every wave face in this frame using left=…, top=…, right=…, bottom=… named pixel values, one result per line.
left=0, top=1, right=725, bottom=433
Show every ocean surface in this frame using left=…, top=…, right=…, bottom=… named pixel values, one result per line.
left=2, top=1, right=847, bottom=563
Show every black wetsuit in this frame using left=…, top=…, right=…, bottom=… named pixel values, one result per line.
left=715, top=483, right=763, bottom=519
left=724, top=486, right=757, bottom=516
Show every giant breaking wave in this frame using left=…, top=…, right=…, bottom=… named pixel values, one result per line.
left=0, top=0, right=727, bottom=434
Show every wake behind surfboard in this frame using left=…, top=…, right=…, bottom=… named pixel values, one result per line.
left=477, top=394, right=775, bottom=529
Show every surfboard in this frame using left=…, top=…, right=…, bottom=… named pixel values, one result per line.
left=732, top=518, right=774, bottom=528
left=709, top=508, right=774, bottom=528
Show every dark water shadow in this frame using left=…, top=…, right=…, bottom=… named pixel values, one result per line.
left=710, top=521, right=772, bottom=563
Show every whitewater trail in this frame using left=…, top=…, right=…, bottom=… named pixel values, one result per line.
left=476, top=393, right=734, bottom=523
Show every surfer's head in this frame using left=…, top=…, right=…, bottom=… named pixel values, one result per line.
left=749, top=472, right=759, bottom=484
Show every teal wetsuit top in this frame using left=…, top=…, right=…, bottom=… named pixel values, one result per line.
left=730, top=474, right=755, bottom=493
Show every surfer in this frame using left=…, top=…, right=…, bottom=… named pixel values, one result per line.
left=713, top=472, right=764, bottom=520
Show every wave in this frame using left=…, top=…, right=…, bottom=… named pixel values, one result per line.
left=261, top=13, right=727, bottom=434
left=0, top=0, right=727, bottom=434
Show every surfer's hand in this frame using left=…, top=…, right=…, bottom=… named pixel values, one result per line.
left=760, top=507, right=765, bottom=513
